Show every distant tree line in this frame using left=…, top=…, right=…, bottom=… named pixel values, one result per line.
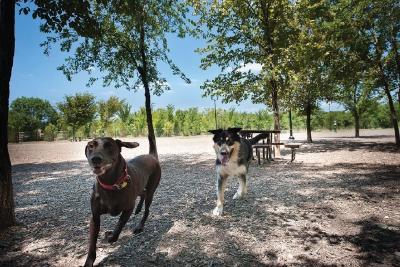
left=8, top=94, right=399, bottom=142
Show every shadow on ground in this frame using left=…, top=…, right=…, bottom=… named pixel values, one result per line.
left=0, top=138, right=399, bottom=266
left=297, top=137, right=399, bottom=154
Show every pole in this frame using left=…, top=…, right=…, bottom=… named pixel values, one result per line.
left=289, top=108, right=294, bottom=140
left=212, top=96, right=217, bottom=129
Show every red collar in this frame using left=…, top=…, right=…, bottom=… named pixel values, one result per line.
left=96, top=161, right=131, bottom=190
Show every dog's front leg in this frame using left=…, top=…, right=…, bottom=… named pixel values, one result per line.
left=84, top=215, right=100, bottom=267
left=233, top=174, right=247, bottom=199
left=105, top=208, right=133, bottom=243
left=213, top=174, right=227, bottom=216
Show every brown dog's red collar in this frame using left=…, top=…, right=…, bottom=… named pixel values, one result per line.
left=96, top=161, right=130, bottom=190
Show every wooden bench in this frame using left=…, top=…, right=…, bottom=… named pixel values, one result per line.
left=284, top=143, right=302, bottom=162
left=253, top=142, right=284, bottom=165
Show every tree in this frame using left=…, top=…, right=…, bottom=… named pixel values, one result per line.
left=192, top=0, right=296, bottom=137
left=0, top=0, right=16, bottom=229
left=117, top=101, right=132, bottom=124
left=282, top=0, right=334, bottom=143
left=328, top=0, right=400, bottom=145
left=33, top=0, right=191, bottom=158
left=9, top=97, right=58, bottom=132
left=116, top=101, right=132, bottom=136
left=98, top=96, right=123, bottom=135
left=324, top=6, right=373, bottom=139
left=57, top=93, right=96, bottom=141
left=354, top=0, right=399, bottom=145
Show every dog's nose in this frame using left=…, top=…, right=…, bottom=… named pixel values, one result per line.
left=220, top=151, right=228, bottom=156
left=91, top=156, right=102, bottom=164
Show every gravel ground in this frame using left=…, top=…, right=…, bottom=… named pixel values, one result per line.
left=1, top=129, right=399, bottom=267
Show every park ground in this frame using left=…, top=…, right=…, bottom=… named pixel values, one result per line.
left=1, top=129, right=400, bottom=266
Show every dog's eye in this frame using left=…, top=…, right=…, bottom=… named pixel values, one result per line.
left=87, top=144, right=94, bottom=149
left=216, top=137, right=225, bottom=145
left=104, top=142, right=112, bottom=149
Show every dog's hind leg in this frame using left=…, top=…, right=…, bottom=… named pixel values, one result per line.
left=134, top=192, right=153, bottom=234
left=134, top=168, right=161, bottom=234
left=135, top=196, right=145, bottom=215
left=233, top=174, right=247, bottom=199
left=213, top=174, right=227, bottom=216
left=105, top=208, right=133, bottom=243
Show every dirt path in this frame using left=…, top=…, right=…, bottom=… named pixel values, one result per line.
left=1, top=129, right=399, bottom=266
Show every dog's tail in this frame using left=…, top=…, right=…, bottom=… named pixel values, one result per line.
left=148, top=136, right=159, bottom=160
left=249, top=133, right=269, bottom=145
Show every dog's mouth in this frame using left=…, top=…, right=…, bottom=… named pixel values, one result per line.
left=220, top=154, right=229, bottom=165
left=219, top=149, right=232, bottom=165
left=92, top=166, right=103, bottom=175
left=91, top=163, right=113, bottom=175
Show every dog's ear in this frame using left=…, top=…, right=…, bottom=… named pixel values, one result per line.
left=85, top=140, right=95, bottom=157
left=208, top=129, right=223, bottom=135
left=227, top=127, right=242, bottom=134
left=116, top=140, right=139, bottom=149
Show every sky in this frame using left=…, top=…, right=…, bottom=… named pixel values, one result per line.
left=10, top=10, right=342, bottom=113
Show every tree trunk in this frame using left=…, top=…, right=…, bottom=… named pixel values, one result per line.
left=138, top=17, right=158, bottom=158
left=270, top=80, right=281, bottom=157
left=375, top=37, right=400, bottom=146
left=0, top=0, right=16, bottom=229
left=72, top=126, right=76, bottom=141
left=383, top=82, right=400, bottom=146
left=354, top=110, right=360, bottom=138
left=398, top=90, right=400, bottom=109
left=390, top=29, right=400, bottom=109
left=376, top=48, right=400, bottom=146
left=143, top=81, right=158, bottom=158
left=260, top=1, right=281, bottom=156
left=306, top=101, right=312, bottom=143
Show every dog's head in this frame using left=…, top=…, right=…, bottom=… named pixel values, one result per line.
left=85, top=137, right=139, bottom=175
left=208, top=127, right=242, bottom=165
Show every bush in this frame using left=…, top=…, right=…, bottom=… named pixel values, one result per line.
left=44, top=123, right=58, bottom=141
left=163, top=121, right=174, bottom=136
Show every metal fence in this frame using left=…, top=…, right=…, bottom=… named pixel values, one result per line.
left=8, top=131, right=69, bottom=143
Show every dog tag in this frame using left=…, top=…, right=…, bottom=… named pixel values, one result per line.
left=120, top=181, right=128, bottom=189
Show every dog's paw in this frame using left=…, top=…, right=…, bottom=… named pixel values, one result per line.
left=212, top=206, right=223, bottom=216
left=105, top=231, right=118, bottom=243
left=233, top=192, right=244, bottom=199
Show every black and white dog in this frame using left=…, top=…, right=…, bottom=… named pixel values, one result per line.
left=208, top=127, right=268, bottom=216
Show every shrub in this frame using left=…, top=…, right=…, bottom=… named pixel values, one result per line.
left=43, top=123, right=58, bottom=141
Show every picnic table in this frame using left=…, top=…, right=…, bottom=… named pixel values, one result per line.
left=284, top=142, right=302, bottom=162
left=239, top=129, right=283, bottom=164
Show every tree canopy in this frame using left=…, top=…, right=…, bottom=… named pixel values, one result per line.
left=31, top=0, right=193, bottom=156
left=325, top=0, right=400, bottom=144
left=57, top=93, right=96, bottom=140
left=9, top=97, right=57, bottom=132
left=192, top=0, right=297, bottom=132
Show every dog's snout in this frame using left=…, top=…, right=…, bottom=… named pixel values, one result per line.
left=91, top=156, right=102, bottom=165
left=220, top=151, right=228, bottom=156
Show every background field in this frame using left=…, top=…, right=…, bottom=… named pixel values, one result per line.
left=1, top=129, right=399, bottom=266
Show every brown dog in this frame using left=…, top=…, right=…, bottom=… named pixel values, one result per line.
left=83, top=137, right=161, bottom=267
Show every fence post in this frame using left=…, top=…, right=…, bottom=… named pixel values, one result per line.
left=18, top=132, right=24, bottom=143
